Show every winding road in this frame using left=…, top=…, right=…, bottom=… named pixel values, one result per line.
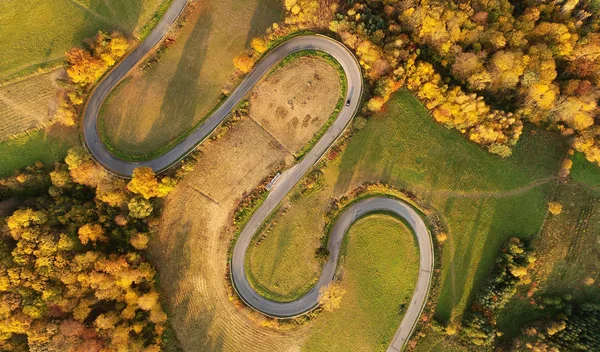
left=82, top=0, right=434, bottom=350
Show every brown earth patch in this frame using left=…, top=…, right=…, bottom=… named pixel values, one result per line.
left=249, top=56, right=341, bottom=153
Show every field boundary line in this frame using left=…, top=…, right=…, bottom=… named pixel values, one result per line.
left=245, top=115, right=292, bottom=155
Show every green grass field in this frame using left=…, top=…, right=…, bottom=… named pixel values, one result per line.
left=245, top=89, right=567, bottom=348
left=0, top=126, right=78, bottom=177
left=0, top=0, right=167, bottom=81
left=301, top=214, right=420, bottom=352
left=99, top=0, right=284, bottom=157
left=570, top=152, right=600, bottom=187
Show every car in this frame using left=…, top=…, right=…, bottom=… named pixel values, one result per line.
left=345, top=99, right=351, bottom=107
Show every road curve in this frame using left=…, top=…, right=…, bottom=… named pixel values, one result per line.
left=232, top=197, right=433, bottom=352
left=82, top=0, right=433, bottom=350
left=83, top=0, right=361, bottom=177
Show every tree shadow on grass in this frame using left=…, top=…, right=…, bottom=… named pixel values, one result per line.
left=434, top=197, right=487, bottom=323
left=72, top=0, right=143, bottom=46
left=244, top=0, right=284, bottom=47
left=146, top=9, right=213, bottom=147
left=435, top=185, right=551, bottom=324
left=332, top=127, right=374, bottom=195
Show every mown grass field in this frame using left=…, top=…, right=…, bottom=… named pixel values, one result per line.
left=245, top=89, right=567, bottom=348
left=0, top=0, right=167, bottom=81
left=302, top=214, right=420, bottom=352
left=0, top=71, right=62, bottom=141
left=100, top=0, right=284, bottom=157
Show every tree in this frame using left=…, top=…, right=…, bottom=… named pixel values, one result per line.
left=452, top=52, right=487, bottom=89
left=128, top=198, right=153, bottom=219
left=319, top=282, right=346, bottom=312
left=487, top=51, right=526, bottom=91
left=548, top=202, right=563, bottom=215
left=367, top=96, right=386, bottom=111
left=6, top=209, right=47, bottom=234
left=137, top=291, right=159, bottom=311
left=130, top=233, right=149, bottom=250
left=436, top=232, right=448, bottom=243
left=66, top=48, right=107, bottom=86
left=552, top=96, right=597, bottom=132
left=96, top=180, right=128, bottom=207
left=65, top=147, right=90, bottom=170
left=530, top=22, right=577, bottom=57
left=251, top=37, right=268, bottom=54
left=78, top=224, right=107, bottom=245
left=50, top=167, right=71, bottom=188
left=445, top=323, right=458, bottom=335
left=127, top=167, right=159, bottom=199
left=92, top=31, right=129, bottom=67
left=54, top=103, right=77, bottom=126
left=233, top=54, right=255, bottom=73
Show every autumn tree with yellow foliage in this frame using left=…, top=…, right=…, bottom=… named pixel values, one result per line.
left=55, top=31, right=129, bottom=127
left=319, top=282, right=346, bottom=312
left=233, top=53, right=255, bottom=73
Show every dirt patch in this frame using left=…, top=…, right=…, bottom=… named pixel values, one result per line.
left=149, top=119, right=307, bottom=351
left=249, top=56, right=341, bottom=153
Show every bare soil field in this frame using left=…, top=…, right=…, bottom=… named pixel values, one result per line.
left=0, top=70, right=64, bottom=141
left=250, top=56, right=341, bottom=153
left=100, top=0, right=284, bottom=156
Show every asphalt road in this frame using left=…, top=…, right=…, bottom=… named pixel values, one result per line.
left=82, top=0, right=434, bottom=349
